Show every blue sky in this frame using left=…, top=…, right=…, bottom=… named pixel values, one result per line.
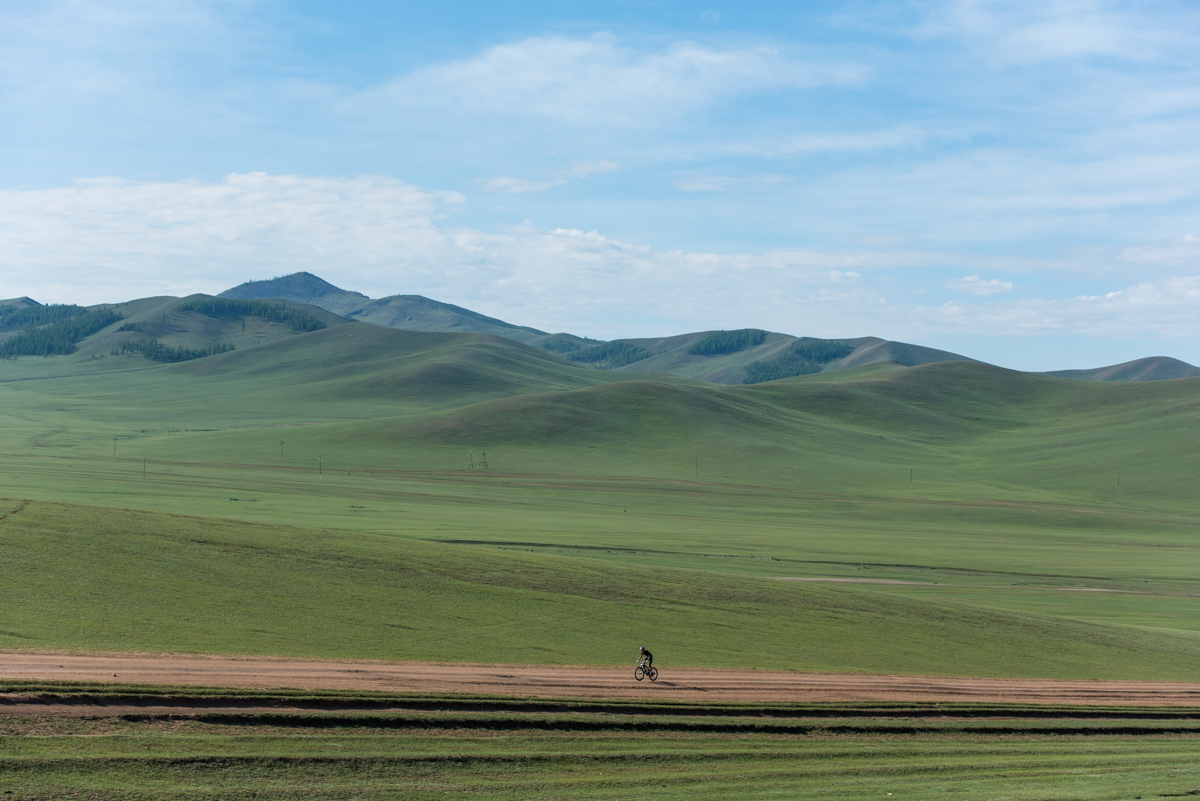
left=1, top=0, right=1198, bottom=370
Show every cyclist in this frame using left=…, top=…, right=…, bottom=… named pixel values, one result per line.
left=638, top=646, right=653, bottom=669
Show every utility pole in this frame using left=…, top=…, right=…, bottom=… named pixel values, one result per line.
left=318, top=457, right=322, bottom=480
left=280, top=440, right=284, bottom=459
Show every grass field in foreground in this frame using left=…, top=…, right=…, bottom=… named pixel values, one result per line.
left=3, top=687, right=1200, bottom=800
left=3, top=499, right=1200, bottom=679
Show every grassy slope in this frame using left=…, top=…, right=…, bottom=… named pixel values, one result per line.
left=1, top=331, right=1199, bottom=677
left=594, top=333, right=978, bottom=384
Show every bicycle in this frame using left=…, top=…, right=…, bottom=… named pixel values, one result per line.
left=634, top=660, right=658, bottom=682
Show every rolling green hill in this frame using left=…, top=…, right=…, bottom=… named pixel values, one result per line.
left=1045, top=356, right=1200, bottom=381
left=2, top=302, right=1200, bottom=680
left=574, top=331, right=978, bottom=383
left=214, top=274, right=982, bottom=382
left=0, top=293, right=350, bottom=372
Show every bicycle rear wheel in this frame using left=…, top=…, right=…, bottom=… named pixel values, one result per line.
left=647, top=667, right=658, bottom=681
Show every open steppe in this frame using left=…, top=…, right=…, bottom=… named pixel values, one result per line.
left=2, top=315, right=1200, bottom=797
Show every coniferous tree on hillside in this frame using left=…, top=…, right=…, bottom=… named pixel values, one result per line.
left=567, top=341, right=651, bottom=369
left=687, top=329, right=767, bottom=356
left=743, top=339, right=854, bottom=384
left=0, top=309, right=123, bottom=358
left=0, top=304, right=89, bottom=333
left=114, top=339, right=236, bottom=363
left=175, top=298, right=327, bottom=332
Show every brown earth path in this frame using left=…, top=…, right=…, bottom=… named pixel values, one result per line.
left=3, top=652, right=1200, bottom=708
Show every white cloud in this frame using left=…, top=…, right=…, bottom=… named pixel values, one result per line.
left=362, top=34, right=865, bottom=126
left=943, top=275, right=1015, bottom=295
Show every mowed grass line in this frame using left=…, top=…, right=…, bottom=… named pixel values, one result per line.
left=3, top=715, right=1200, bottom=800
left=3, top=499, right=1200, bottom=679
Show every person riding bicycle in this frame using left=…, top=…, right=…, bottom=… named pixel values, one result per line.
left=638, top=646, right=653, bottom=669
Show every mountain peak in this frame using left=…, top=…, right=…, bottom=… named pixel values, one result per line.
left=0, top=296, right=42, bottom=309
left=218, top=273, right=370, bottom=315
left=219, top=272, right=366, bottom=301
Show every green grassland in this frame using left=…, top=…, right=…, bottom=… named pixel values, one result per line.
left=3, top=688, right=1200, bottom=800
left=1, top=322, right=1199, bottom=678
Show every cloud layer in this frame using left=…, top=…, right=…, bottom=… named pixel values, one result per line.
left=1, top=173, right=1196, bottom=346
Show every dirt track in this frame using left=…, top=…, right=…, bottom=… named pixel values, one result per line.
left=3, top=652, right=1200, bottom=707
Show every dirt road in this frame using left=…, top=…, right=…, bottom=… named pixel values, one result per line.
left=3, top=652, right=1199, bottom=707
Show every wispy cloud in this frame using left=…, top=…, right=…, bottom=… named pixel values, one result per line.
left=483, top=160, right=620, bottom=193
left=557, top=160, right=620, bottom=179
left=482, top=176, right=565, bottom=194
left=910, top=0, right=1194, bottom=65
left=362, top=34, right=866, bottom=126
left=943, top=275, right=1015, bottom=295
left=675, top=174, right=790, bottom=192
left=936, top=277, right=1200, bottom=338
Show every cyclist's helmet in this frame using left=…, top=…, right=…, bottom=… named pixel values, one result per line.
left=639, top=646, right=646, bottom=652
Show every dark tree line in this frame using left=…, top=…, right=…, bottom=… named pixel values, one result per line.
left=0, top=309, right=123, bottom=358
left=114, top=338, right=236, bottom=363
left=567, top=341, right=651, bottom=369
left=537, top=334, right=603, bottom=354
left=175, top=298, right=327, bottom=332
left=537, top=336, right=582, bottom=354
left=743, top=339, right=854, bottom=384
left=688, top=329, right=767, bottom=356
left=0, top=303, right=89, bottom=333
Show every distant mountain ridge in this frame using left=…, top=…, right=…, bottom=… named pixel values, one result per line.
left=8, top=274, right=1198, bottom=384
left=213, top=273, right=982, bottom=383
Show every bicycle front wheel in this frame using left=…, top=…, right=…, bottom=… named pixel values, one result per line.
left=634, top=666, right=645, bottom=681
